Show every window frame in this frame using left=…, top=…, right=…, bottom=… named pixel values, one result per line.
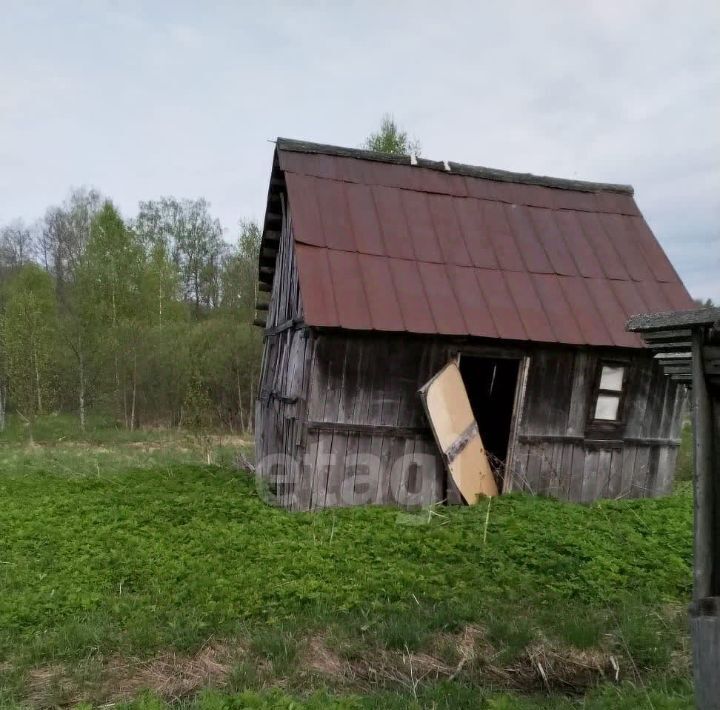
left=586, top=358, right=630, bottom=434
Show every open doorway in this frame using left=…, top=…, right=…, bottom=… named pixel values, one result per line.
left=458, top=355, right=520, bottom=488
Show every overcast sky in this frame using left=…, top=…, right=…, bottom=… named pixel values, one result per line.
left=2, top=0, right=718, bottom=300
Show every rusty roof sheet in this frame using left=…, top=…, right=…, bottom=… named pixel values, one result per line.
left=270, top=139, right=694, bottom=348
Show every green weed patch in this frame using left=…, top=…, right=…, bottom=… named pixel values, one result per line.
left=0, top=424, right=695, bottom=706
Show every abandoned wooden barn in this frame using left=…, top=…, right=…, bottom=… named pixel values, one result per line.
left=254, top=138, right=695, bottom=510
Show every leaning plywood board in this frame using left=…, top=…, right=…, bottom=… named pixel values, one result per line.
left=419, top=360, right=498, bottom=503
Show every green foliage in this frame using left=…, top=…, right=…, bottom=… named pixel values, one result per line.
left=1, top=264, right=57, bottom=430
left=79, top=201, right=145, bottom=326
left=113, top=681, right=695, bottom=709
left=135, top=197, right=224, bottom=312
left=220, top=220, right=261, bottom=316
left=2, top=190, right=262, bottom=433
left=142, top=238, right=184, bottom=326
left=0, top=459, right=692, bottom=661
left=0, top=426, right=695, bottom=706
left=674, top=421, right=693, bottom=483
left=363, top=113, right=421, bottom=156
left=248, top=626, right=301, bottom=674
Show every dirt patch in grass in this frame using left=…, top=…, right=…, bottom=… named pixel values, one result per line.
left=21, top=627, right=628, bottom=706
left=304, top=634, right=347, bottom=677
left=324, top=626, right=617, bottom=695
left=106, top=644, right=233, bottom=702
left=26, top=644, right=237, bottom=707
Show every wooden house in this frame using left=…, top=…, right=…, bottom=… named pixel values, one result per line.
left=254, top=139, right=695, bottom=510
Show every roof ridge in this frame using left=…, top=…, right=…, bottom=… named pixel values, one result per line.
left=275, top=137, right=634, bottom=196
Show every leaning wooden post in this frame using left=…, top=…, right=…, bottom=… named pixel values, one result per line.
left=627, top=307, right=720, bottom=710
left=689, top=326, right=720, bottom=710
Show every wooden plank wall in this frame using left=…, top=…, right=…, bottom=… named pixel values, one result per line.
left=255, top=202, right=313, bottom=509
left=259, top=332, right=686, bottom=510
left=265, top=201, right=302, bottom=331
left=300, top=334, right=449, bottom=510
left=510, top=347, right=686, bottom=501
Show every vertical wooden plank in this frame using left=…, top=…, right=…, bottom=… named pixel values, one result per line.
left=567, top=444, right=586, bottom=502
left=395, top=436, right=417, bottom=507
left=386, top=436, right=408, bottom=505
left=655, top=446, right=677, bottom=495
left=307, top=336, right=329, bottom=421
left=505, top=354, right=530, bottom=491
left=624, top=357, right=654, bottom=440
left=667, top=382, right=687, bottom=441
left=580, top=449, right=599, bottom=503
left=316, top=338, right=347, bottom=509
left=640, top=363, right=666, bottom=440
left=374, top=435, right=394, bottom=505
left=558, top=442, right=574, bottom=500
left=381, top=345, right=417, bottom=504
left=631, top=447, right=651, bottom=498
left=337, top=339, right=362, bottom=424
left=413, top=435, right=444, bottom=506
left=606, top=447, right=624, bottom=499
left=350, top=434, right=375, bottom=506
left=508, top=441, right=529, bottom=494
left=523, top=349, right=574, bottom=438
left=310, top=432, right=333, bottom=510
left=365, top=434, right=383, bottom=505
left=346, top=338, right=377, bottom=502
left=525, top=444, right=543, bottom=495
left=297, top=430, right=319, bottom=511
left=595, top=448, right=613, bottom=500
left=566, top=351, right=591, bottom=436
left=296, top=330, right=314, bottom=449
left=619, top=444, right=637, bottom=499
left=325, top=432, right=350, bottom=507
left=656, top=374, right=674, bottom=441
left=537, top=442, right=557, bottom=495
left=547, top=442, right=563, bottom=498
left=644, top=447, right=661, bottom=497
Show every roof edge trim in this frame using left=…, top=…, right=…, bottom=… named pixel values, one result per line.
left=276, top=138, right=634, bottom=195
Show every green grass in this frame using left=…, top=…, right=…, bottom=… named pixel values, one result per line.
left=113, top=679, right=695, bottom=709
left=0, top=413, right=249, bottom=476
left=674, top=420, right=694, bottom=484
left=0, top=415, right=695, bottom=707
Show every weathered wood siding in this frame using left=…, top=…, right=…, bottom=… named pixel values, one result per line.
left=255, top=201, right=314, bottom=509
left=509, top=347, right=685, bottom=500
left=265, top=198, right=302, bottom=331
left=285, top=335, right=684, bottom=509
left=298, top=333, right=448, bottom=509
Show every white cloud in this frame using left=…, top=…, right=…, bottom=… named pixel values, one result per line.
left=0, top=0, right=717, bottom=299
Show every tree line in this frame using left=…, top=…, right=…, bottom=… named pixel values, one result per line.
left=0, top=116, right=417, bottom=440
left=0, top=190, right=262, bottom=439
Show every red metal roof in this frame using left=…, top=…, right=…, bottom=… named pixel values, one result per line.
left=271, top=139, right=694, bottom=348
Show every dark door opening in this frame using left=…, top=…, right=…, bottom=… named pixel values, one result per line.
left=459, top=355, right=520, bottom=487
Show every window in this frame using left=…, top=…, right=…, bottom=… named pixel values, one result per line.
left=592, top=363, right=625, bottom=421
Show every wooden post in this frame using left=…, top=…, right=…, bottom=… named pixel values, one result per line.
left=689, top=329, right=720, bottom=710
left=692, top=329, right=714, bottom=600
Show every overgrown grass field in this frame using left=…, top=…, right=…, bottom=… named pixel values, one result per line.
left=0, top=417, right=695, bottom=708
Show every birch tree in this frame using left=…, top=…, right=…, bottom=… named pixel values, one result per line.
left=39, top=188, right=102, bottom=296
left=136, top=198, right=224, bottom=315
left=77, top=202, right=145, bottom=429
left=1, top=265, right=57, bottom=442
